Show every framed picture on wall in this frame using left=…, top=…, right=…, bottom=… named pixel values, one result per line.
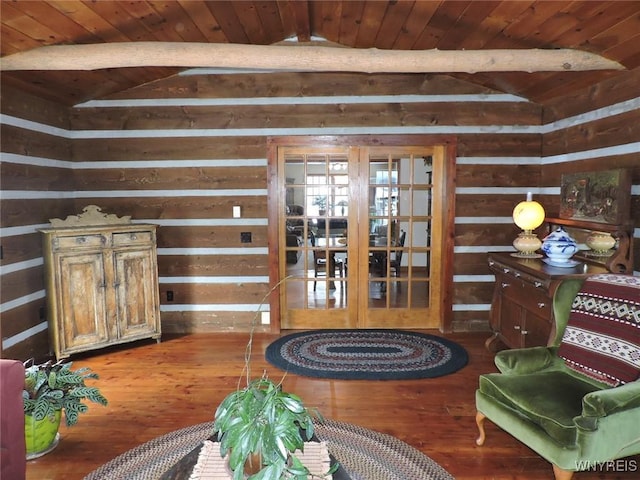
left=559, top=169, right=631, bottom=225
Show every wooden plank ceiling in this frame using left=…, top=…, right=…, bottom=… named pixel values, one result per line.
left=1, top=0, right=639, bottom=107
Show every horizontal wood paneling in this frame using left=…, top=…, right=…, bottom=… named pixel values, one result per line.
left=159, top=283, right=269, bottom=305
left=70, top=102, right=541, bottom=129
left=542, top=109, right=640, bottom=157
left=456, top=164, right=541, bottom=188
left=158, top=255, right=269, bottom=277
left=68, top=197, right=267, bottom=222
left=0, top=302, right=45, bottom=340
left=542, top=66, right=640, bottom=122
left=156, top=226, right=268, bottom=248
left=72, top=166, right=267, bottom=190
left=105, top=73, right=501, bottom=100
left=0, top=162, right=73, bottom=190
left=72, top=136, right=267, bottom=161
left=1, top=124, right=71, bottom=159
left=0, top=85, right=70, bottom=129
left=3, top=68, right=639, bottom=359
left=160, top=312, right=271, bottom=334
left=0, top=199, right=75, bottom=228
left=0, top=233, right=42, bottom=267
left=0, top=266, right=44, bottom=304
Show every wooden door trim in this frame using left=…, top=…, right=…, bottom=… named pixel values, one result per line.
left=267, top=135, right=457, bottom=333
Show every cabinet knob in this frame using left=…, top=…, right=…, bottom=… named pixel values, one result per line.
left=521, top=330, right=528, bottom=335
left=513, top=325, right=521, bottom=330
left=534, top=281, right=543, bottom=288
left=537, top=302, right=546, bottom=308
left=503, top=268, right=510, bottom=274
left=514, top=272, right=521, bottom=278
left=130, top=234, right=137, bottom=240
left=501, top=282, right=510, bottom=288
left=76, top=237, right=87, bottom=244
left=488, top=260, right=494, bottom=266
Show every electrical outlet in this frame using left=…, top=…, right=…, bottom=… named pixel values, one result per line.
left=241, top=232, right=252, bottom=243
left=167, top=290, right=174, bottom=302
left=261, top=312, right=270, bottom=325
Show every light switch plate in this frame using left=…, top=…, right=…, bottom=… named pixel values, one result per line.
left=233, top=206, right=241, bottom=218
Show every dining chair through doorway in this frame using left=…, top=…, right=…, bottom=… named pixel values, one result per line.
left=310, top=231, right=345, bottom=291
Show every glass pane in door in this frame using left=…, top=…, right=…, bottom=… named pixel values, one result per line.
left=363, top=148, right=436, bottom=327
left=281, top=148, right=353, bottom=329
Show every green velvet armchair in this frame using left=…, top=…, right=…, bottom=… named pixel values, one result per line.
left=476, top=274, right=640, bottom=480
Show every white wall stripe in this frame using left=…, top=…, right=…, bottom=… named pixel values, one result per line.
left=149, top=219, right=268, bottom=227
left=160, top=276, right=269, bottom=283
left=0, top=290, right=45, bottom=313
left=456, top=217, right=513, bottom=224
left=161, top=304, right=268, bottom=312
left=76, top=94, right=530, bottom=108
left=1, top=189, right=267, bottom=199
left=157, top=247, right=268, bottom=255
left=455, top=246, right=514, bottom=253
left=456, top=157, right=541, bottom=165
left=1, top=321, right=48, bottom=350
left=453, top=304, right=491, bottom=311
left=0, top=258, right=43, bottom=276
left=0, top=224, right=48, bottom=237
left=542, top=141, right=640, bottom=164
left=456, top=187, right=543, bottom=195
left=540, top=97, right=640, bottom=133
left=0, top=153, right=267, bottom=169
left=454, top=275, right=495, bottom=282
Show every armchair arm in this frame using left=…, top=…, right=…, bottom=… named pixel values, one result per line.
left=494, top=346, right=561, bottom=374
left=583, top=380, right=640, bottom=417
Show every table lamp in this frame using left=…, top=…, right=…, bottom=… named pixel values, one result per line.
left=512, top=192, right=545, bottom=257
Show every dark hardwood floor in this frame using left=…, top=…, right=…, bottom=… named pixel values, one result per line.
left=25, top=331, right=638, bottom=480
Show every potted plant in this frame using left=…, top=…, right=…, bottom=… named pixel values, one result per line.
left=213, top=280, right=337, bottom=479
left=22, top=359, right=108, bottom=458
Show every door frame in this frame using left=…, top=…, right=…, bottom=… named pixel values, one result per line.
left=266, top=135, right=457, bottom=332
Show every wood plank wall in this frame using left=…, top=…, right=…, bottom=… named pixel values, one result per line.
left=1, top=70, right=639, bottom=360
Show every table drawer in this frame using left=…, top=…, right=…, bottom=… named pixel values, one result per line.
left=55, top=234, right=106, bottom=250
left=113, top=231, right=153, bottom=246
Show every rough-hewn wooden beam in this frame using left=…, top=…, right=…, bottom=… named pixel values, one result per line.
left=0, top=42, right=624, bottom=73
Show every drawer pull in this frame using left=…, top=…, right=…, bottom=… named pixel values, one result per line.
left=537, top=302, right=546, bottom=308
left=521, top=330, right=528, bottom=335
left=488, top=260, right=494, bottom=266
left=514, top=272, right=521, bottom=278
left=503, top=268, right=510, bottom=274
left=534, top=281, right=543, bottom=288
left=501, top=282, right=510, bottom=288
left=513, top=325, right=521, bottom=330
left=130, top=234, right=137, bottom=240
left=76, top=237, right=87, bottom=244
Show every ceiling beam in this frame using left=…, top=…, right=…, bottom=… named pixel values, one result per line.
left=0, top=42, right=624, bottom=73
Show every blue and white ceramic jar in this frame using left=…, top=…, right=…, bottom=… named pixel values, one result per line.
left=541, top=227, right=578, bottom=263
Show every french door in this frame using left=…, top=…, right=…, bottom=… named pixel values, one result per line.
left=268, top=137, right=454, bottom=331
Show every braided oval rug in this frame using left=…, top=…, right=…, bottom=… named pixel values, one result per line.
left=265, top=329, right=468, bottom=380
left=83, top=418, right=454, bottom=480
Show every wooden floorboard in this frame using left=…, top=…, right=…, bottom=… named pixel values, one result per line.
left=25, top=331, right=639, bottom=480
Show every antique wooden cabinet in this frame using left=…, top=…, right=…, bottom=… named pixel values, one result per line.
left=486, top=252, right=608, bottom=352
left=40, top=206, right=161, bottom=359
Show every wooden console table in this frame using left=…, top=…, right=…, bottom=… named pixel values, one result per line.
left=485, top=252, right=608, bottom=352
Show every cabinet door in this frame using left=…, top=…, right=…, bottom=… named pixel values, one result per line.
left=114, top=248, right=159, bottom=339
left=57, top=252, right=109, bottom=352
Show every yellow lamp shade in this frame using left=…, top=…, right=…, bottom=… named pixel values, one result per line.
left=512, top=194, right=545, bottom=232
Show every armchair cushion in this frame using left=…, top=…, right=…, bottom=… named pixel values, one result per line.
left=557, top=274, right=640, bottom=386
left=479, top=371, right=600, bottom=445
